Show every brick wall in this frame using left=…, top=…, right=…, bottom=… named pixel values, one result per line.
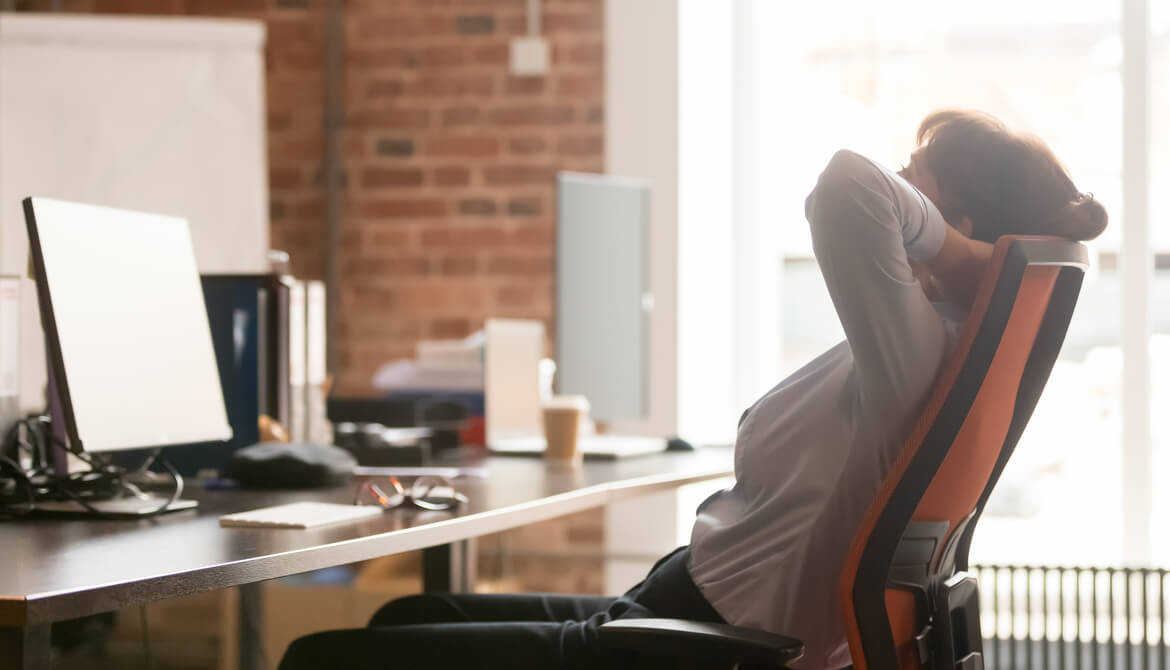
left=33, top=0, right=604, bottom=393
left=20, top=0, right=610, bottom=607
left=337, top=0, right=604, bottom=391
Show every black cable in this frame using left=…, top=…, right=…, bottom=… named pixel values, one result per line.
left=1, top=417, right=184, bottom=518
left=0, top=452, right=35, bottom=517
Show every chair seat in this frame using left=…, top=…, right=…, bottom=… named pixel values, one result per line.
left=599, top=618, right=804, bottom=668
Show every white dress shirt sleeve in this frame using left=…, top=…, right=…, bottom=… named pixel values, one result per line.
left=803, top=149, right=950, bottom=420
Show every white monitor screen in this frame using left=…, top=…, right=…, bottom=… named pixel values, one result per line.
left=24, top=197, right=232, bottom=453
left=555, top=172, right=650, bottom=423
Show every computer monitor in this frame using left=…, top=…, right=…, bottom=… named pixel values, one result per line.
left=555, top=172, right=651, bottom=424
left=23, top=197, right=232, bottom=455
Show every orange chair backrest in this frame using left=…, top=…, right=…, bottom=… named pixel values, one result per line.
left=838, top=236, right=1088, bottom=670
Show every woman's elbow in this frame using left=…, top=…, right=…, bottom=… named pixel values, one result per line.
left=805, top=150, right=868, bottom=222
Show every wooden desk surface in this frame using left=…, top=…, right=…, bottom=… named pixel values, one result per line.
left=0, top=447, right=733, bottom=627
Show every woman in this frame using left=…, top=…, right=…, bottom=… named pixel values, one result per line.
left=279, top=110, right=1107, bottom=670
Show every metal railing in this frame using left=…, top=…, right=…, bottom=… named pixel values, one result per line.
left=971, top=565, right=1170, bottom=670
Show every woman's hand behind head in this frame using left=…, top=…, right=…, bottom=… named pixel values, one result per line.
left=926, top=227, right=995, bottom=312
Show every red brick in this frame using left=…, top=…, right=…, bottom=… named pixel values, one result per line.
left=350, top=285, right=397, bottom=310
left=442, top=105, right=480, bottom=126
left=348, top=108, right=431, bottom=129
left=425, top=136, right=500, bottom=158
left=388, top=284, right=452, bottom=312
left=437, top=256, right=478, bottom=275
left=498, top=14, right=527, bottom=35
left=90, top=0, right=182, bottom=12
left=505, top=77, right=546, bottom=95
left=453, top=15, right=495, bottom=35
left=348, top=48, right=415, bottom=69
left=562, top=41, right=604, bottom=66
left=433, top=166, right=472, bottom=187
left=420, top=225, right=507, bottom=248
left=472, top=43, right=509, bottom=65
left=543, top=12, right=602, bottom=33
left=366, top=79, right=406, bottom=98
left=483, top=165, right=557, bottom=186
left=270, top=48, right=323, bottom=72
left=420, top=45, right=467, bottom=68
left=344, top=256, right=431, bottom=277
left=361, top=167, right=425, bottom=188
left=349, top=45, right=466, bottom=69
left=294, top=199, right=323, bottom=219
left=430, top=317, right=472, bottom=338
left=497, top=284, right=536, bottom=307
left=556, top=135, right=603, bottom=157
left=348, top=15, right=448, bottom=43
left=509, top=136, right=547, bottom=155
left=401, top=75, right=494, bottom=97
left=370, top=227, right=412, bottom=249
left=507, top=198, right=541, bottom=216
left=488, top=105, right=575, bottom=126
left=459, top=199, right=497, bottom=216
left=185, top=0, right=265, bottom=13
left=270, top=135, right=325, bottom=161
left=269, top=167, right=302, bottom=189
left=341, top=229, right=364, bottom=253
left=512, top=224, right=554, bottom=245
left=556, top=74, right=602, bottom=98
left=487, top=254, right=554, bottom=275
left=362, top=199, right=447, bottom=218
left=267, top=17, right=324, bottom=52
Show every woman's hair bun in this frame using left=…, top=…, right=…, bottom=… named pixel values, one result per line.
left=1062, top=193, right=1108, bottom=241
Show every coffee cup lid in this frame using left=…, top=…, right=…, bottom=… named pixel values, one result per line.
left=542, top=394, right=590, bottom=412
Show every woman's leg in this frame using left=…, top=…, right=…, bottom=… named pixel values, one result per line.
left=280, top=547, right=717, bottom=670
left=280, top=620, right=629, bottom=670
left=369, top=592, right=618, bottom=627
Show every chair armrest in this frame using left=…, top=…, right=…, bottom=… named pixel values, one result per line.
left=599, top=618, right=804, bottom=667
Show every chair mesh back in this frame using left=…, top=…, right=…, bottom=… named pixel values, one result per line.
left=838, top=237, right=1085, bottom=670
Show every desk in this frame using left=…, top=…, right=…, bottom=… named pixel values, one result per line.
left=0, top=447, right=733, bottom=670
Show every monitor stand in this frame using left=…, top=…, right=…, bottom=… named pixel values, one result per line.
left=38, top=358, right=197, bottom=517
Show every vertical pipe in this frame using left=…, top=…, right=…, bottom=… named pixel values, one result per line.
left=1111, top=569, right=1118, bottom=670
left=1095, top=568, right=1101, bottom=670
left=1159, top=571, right=1165, bottom=670
left=1029, top=567, right=1035, bottom=670
left=1137, top=570, right=1146, bottom=668
left=1142, top=570, right=1150, bottom=670
left=1079, top=568, right=1085, bottom=670
left=526, top=0, right=541, bottom=36
left=1048, top=565, right=1057, bottom=670
left=997, top=567, right=1003, bottom=668
left=1126, top=570, right=1133, bottom=670
left=323, top=0, right=344, bottom=378
left=1061, top=569, right=1067, bottom=670
left=1012, top=567, right=1019, bottom=670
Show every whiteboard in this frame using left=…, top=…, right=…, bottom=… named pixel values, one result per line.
left=27, top=197, right=231, bottom=452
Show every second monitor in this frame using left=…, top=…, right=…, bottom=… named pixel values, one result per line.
left=555, top=172, right=651, bottom=425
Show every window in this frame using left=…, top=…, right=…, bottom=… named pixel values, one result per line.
left=745, top=0, right=1162, bottom=565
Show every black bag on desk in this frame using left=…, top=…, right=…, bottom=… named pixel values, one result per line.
left=222, top=442, right=356, bottom=489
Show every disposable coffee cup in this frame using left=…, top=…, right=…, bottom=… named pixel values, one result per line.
left=542, top=395, right=590, bottom=463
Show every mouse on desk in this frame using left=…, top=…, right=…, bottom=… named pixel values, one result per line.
left=665, top=436, right=696, bottom=452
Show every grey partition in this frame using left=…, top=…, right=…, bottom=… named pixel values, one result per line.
left=555, top=172, right=651, bottom=423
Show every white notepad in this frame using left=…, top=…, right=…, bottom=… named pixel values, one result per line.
left=219, top=502, right=383, bottom=529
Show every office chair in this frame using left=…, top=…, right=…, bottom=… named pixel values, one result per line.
left=599, top=236, right=1089, bottom=670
